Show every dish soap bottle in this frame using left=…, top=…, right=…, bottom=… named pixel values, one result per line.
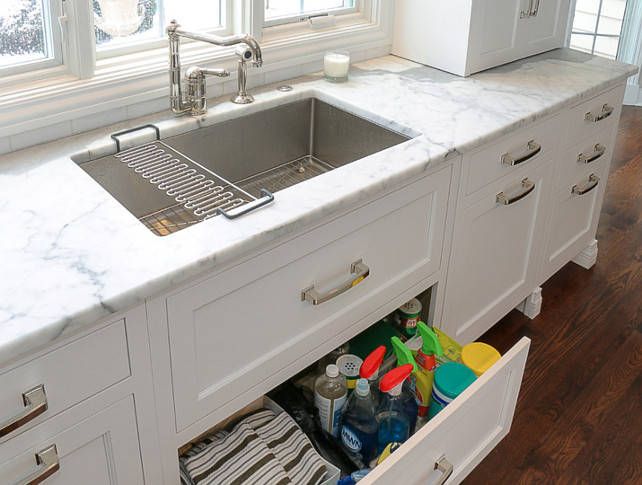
left=376, top=363, right=414, bottom=454
left=315, top=364, right=348, bottom=438
left=338, top=378, right=378, bottom=464
left=359, top=345, right=387, bottom=407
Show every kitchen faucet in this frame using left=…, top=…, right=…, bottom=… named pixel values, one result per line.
left=166, top=20, right=263, bottom=115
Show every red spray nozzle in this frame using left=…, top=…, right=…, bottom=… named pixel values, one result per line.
left=360, top=345, right=386, bottom=379
left=380, top=363, right=414, bottom=393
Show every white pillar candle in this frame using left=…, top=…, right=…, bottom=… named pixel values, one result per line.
left=324, top=51, right=350, bottom=80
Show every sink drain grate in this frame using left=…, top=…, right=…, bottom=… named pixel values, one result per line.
left=114, top=142, right=273, bottom=234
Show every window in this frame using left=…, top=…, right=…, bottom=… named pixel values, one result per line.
left=263, top=0, right=356, bottom=27
left=0, top=0, right=62, bottom=73
left=569, top=0, right=627, bottom=59
left=94, top=0, right=225, bottom=56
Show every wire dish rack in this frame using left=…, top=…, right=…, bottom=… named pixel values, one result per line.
left=112, top=142, right=332, bottom=236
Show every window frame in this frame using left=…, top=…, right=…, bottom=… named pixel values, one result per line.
left=0, top=0, right=393, bottom=145
left=260, top=0, right=359, bottom=28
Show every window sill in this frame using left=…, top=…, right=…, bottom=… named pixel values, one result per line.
left=0, top=5, right=393, bottom=154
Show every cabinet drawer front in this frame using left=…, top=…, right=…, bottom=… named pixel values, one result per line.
left=558, top=123, right=617, bottom=189
left=360, top=337, right=530, bottom=485
left=0, top=321, right=131, bottom=442
left=0, top=396, right=143, bottom=485
left=167, top=168, right=452, bottom=431
left=565, top=84, right=625, bottom=145
left=465, top=114, right=560, bottom=197
left=543, top=163, right=610, bottom=279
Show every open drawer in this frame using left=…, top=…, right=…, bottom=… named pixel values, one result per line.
left=358, top=337, right=530, bottom=485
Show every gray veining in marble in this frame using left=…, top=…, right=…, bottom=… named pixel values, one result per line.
left=0, top=49, right=637, bottom=366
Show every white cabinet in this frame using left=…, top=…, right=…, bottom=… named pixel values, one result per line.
left=540, top=84, right=625, bottom=280
left=0, top=306, right=160, bottom=485
left=392, top=0, right=572, bottom=76
left=442, top=116, right=560, bottom=343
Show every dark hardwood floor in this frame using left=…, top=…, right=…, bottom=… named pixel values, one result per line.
left=463, top=105, right=642, bottom=484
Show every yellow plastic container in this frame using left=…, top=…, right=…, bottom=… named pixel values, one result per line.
left=460, top=342, right=501, bottom=376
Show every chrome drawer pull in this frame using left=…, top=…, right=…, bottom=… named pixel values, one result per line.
left=572, top=174, right=600, bottom=196
left=520, top=0, right=534, bottom=18
left=0, top=385, right=48, bottom=438
left=501, top=140, right=542, bottom=166
left=12, top=444, right=60, bottom=485
left=496, top=178, right=536, bottom=205
left=577, top=144, right=606, bottom=164
left=530, top=0, right=540, bottom=17
left=301, top=259, right=370, bottom=305
left=585, top=104, right=614, bottom=122
left=430, top=454, right=454, bottom=485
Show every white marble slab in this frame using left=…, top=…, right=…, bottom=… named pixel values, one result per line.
left=0, top=49, right=637, bottom=366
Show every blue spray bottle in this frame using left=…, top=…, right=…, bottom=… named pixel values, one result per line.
left=376, top=364, right=414, bottom=454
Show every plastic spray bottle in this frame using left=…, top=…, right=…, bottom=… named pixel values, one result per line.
left=376, top=363, right=414, bottom=454
left=413, top=322, right=443, bottom=424
left=389, top=337, right=421, bottom=432
left=359, top=345, right=386, bottom=407
left=314, top=364, right=348, bottom=438
left=338, top=378, right=378, bottom=464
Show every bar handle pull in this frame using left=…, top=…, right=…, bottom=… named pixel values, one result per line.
left=430, top=454, right=454, bottom=485
left=302, top=259, right=370, bottom=305
left=585, top=104, right=614, bottom=123
left=572, top=174, right=600, bottom=196
left=11, top=444, right=60, bottom=485
left=496, top=178, right=536, bottom=205
left=577, top=144, right=606, bottom=164
left=0, top=385, right=48, bottom=438
left=501, top=140, right=542, bottom=166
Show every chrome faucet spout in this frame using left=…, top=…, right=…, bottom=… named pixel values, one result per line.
left=167, top=20, right=262, bottom=115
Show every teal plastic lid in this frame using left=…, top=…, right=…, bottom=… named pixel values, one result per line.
left=433, top=362, right=476, bottom=399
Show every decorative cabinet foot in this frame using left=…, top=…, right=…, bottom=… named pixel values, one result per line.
left=572, top=239, right=598, bottom=269
left=516, top=287, right=542, bottom=319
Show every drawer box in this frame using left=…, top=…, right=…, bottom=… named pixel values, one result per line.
left=166, top=167, right=453, bottom=431
left=557, top=123, right=617, bottom=189
left=0, top=320, right=131, bottom=442
left=356, top=337, right=530, bottom=484
left=565, top=85, right=625, bottom=146
left=464, top=115, right=560, bottom=197
left=0, top=396, right=143, bottom=485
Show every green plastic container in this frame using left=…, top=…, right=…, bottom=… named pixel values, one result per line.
left=428, top=362, right=476, bottom=419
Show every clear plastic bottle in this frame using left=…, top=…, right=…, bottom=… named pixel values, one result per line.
left=314, top=364, right=348, bottom=438
left=375, top=364, right=414, bottom=454
left=338, top=378, right=378, bottom=464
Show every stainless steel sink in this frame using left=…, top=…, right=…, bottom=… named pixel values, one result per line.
left=77, top=98, right=410, bottom=236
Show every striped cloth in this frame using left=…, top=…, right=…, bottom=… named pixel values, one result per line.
left=180, top=408, right=327, bottom=485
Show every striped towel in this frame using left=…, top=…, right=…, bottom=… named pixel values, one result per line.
left=180, top=408, right=327, bottom=485
left=181, top=421, right=292, bottom=485
left=252, top=411, right=327, bottom=485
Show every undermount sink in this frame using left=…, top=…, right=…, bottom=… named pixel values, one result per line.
left=76, top=98, right=411, bottom=236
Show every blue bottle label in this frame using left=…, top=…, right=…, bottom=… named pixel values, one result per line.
left=340, top=425, right=363, bottom=453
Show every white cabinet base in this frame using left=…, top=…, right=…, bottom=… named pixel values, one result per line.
left=572, top=239, right=599, bottom=270
left=516, top=286, right=543, bottom=319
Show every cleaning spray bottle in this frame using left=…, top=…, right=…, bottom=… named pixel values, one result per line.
left=390, top=337, right=422, bottom=432
left=376, top=363, right=414, bottom=454
left=414, top=322, right=443, bottom=424
left=359, top=346, right=386, bottom=407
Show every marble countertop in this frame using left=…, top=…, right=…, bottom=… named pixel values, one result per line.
left=0, top=49, right=636, bottom=367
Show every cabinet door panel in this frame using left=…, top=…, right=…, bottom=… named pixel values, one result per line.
left=359, top=337, right=530, bottom=484
left=520, top=0, right=571, bottom=54
left=542, top=162, right=609, bottom=280
left=167, top=168, right=453, bottom=431
left=443, top=161, right=550, bottom=344
left=0, top=397, right=143, bottom=485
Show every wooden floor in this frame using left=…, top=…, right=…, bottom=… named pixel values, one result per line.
left=463, top=105, right=642, bottom=484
